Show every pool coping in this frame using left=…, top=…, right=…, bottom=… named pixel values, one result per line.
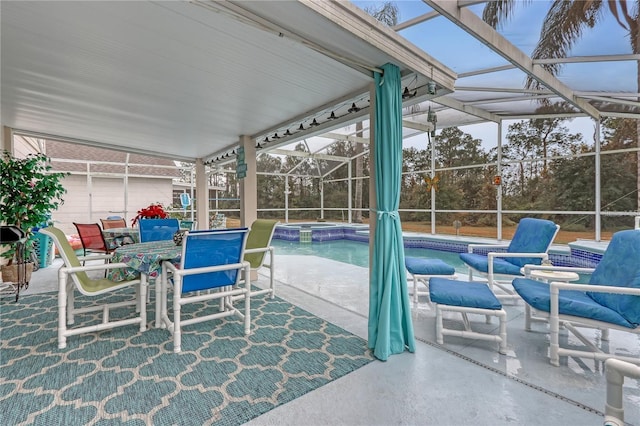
left=274, top=222, right=606, bottom=268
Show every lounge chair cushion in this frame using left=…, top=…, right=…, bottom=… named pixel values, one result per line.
left=459, top=253, right=523, bottom=276
left=405, top=257, right=455, bottom=276
left=430, top=278, right=502, bottom=310
left=513, top=278, right=634, bottom=328
left=586, top=230, right=640, bottom=326
left=505, top=218, right=558, bottom=267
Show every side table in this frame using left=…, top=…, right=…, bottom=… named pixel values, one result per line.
left=520, top=268, right=580, bottom=330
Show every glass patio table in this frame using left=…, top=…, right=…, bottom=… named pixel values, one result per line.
left=110, top=240, right=181, bottom=327
left=102, top=227, right=140, bottom=250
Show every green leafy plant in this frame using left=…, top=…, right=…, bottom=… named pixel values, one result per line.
left=0, top=151, right=69, bottom=263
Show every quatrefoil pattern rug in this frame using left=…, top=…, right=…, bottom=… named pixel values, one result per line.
left=1, top=291, right=374, bottom=425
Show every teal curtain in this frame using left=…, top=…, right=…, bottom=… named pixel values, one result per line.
left=368, top=63, right=416, bottom=360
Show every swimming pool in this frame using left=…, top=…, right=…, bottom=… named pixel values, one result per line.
left=271, top=239, right=468, bottom=273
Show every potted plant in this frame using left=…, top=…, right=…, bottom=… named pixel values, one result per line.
left=131, top=203, right=168, bottom=227
left=0, top=151, right=69, bottom=280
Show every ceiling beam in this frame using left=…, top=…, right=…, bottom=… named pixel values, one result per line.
left=425, top=0, right=600, bottom=119
left=267, top=149, right=347, bottom=162
left=12, top=129, right=194, bottom=162
left=323, top=132, right=370, bottom=145
left=435, top=95, right=500, bottom=123
left=302, top=0, right=457, bottom=90
left=393, top=11, right=440, bottom=31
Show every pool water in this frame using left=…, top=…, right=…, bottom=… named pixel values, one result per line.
left=271, top=239, right=468, bottom=273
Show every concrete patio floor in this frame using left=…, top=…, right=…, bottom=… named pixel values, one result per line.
left=8, top=252, right=640, bottom=425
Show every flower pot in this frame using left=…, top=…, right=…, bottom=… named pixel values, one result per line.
left=1, top=262, right=34, bottom=284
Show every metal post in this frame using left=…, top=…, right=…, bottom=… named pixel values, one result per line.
left=497, top=121, right=503, bottom=241
left=430, top=132, right=436, bottom=235
left=595, top=119, right=602, bottom=241
left=348, top=161, right=352, bottom=223
left=285, top=175, right=289, bottom=223
left=320, top=179, right=324, bottom=220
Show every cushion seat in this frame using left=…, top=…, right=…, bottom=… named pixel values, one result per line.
left=405, top=257, right=455, bottom=275
left=513, top=278, right=634, bottom=329
left=429, top=277, right=507, bottom=354
left=430, top=278, right=502, bottom=310
left=459, top=252, right=523, bottom=276
left=405, top=257, right=456, bottom=304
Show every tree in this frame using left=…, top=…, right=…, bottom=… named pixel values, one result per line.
left=483, top=0, right=640, bottom=209
left=499, top=118, right=583, bottom=219
left=501, top=118, right=582, bottom=194
left=431, top=127, right=489, bottom=223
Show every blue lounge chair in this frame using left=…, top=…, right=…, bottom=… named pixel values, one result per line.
left=513, top=229, right=640, bottom=366
left=159, top=228, right=251, bottom=353
left=460, top=218, right=559, bottom=301
left=139, top=218, right=180, bottom=242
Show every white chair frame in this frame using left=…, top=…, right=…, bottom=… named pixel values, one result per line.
left=518, top=264, right=640, bottom=367
left=41, top=228, right=147, bottom=349
left=604, top=358, right=640, bottom=426
left=466, top=240, right=557, bottom=302
left=161, top=259, right=251, bottom=353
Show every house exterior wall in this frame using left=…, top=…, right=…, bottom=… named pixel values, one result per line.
left=52, top=175, right=174, bottom=235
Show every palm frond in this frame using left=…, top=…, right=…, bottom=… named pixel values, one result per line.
left=526, top=0, right=604, bottom=90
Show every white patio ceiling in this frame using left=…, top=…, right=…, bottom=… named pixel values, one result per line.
left=3, top=1, right=639, bottom=171
left=1, top=0, right=454, bottom=162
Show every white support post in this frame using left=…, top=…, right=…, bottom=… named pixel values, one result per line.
left=2, top=126, right=14, bottom=154
left=284, top=175, right=290, bottom=223
left=595, top=119, right=602, bottom=242
left=430, top=132, right=436, bottom=235
left=195, top=159, right=208, bottom=230
left=497, top=121, right=503, bottom=241
left=239, top=135, right=257, bottom=227
left=348, top=161, right=352, bottom=224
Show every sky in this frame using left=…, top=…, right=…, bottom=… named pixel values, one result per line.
left=348, top=1, right=628, bottom=150
left=290, top=2, right=631, bottom=155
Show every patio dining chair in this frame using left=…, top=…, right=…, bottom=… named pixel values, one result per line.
left=243, top=219, right=278, bottom=298
left=73, top=222, right=112, bottom=261
left=512, top=229, right=640, bottom=366
left=139, top=218, right=180, bottom=243
left=100, top=218, right=127, bottom=229
left=459, top=218, right=559, bottom=301
left=40, top=227, right=147, bottom=349
left=159, top=228, right=251, bottom=353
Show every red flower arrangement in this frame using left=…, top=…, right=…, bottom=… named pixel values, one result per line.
left=131, top=203, right=168, bottom=226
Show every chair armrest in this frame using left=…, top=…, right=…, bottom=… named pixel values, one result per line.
left=165, top=260, right=250, bottom=277
left=244, top=247, right=270, bottom=255
left=77, top=253, right=113, bottom=262
left=61, top=261, right=132, bottom=274
left=549, top=282, right=640, bottom=296
left=467, top=243, right=509, bottom=253
left=487, top=252, right=548, bottom=261
left=521, top=264, right=595, bottom=276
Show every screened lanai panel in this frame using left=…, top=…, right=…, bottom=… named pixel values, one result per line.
left=347, top=0, right=639, bottom=133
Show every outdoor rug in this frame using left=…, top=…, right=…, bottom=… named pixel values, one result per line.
left=0, top=290, right=374, bottom=425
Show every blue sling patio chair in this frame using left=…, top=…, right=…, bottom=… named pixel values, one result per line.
left=139, top=218, right=180, bottom=243
left=159, top=228, right=251, bottom=353
left=459, top=218, right=560, bottom=302
left=513, top=229, right=640, bottom=366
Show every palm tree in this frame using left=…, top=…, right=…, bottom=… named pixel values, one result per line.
left=483, top=0, right=640, bottom=209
